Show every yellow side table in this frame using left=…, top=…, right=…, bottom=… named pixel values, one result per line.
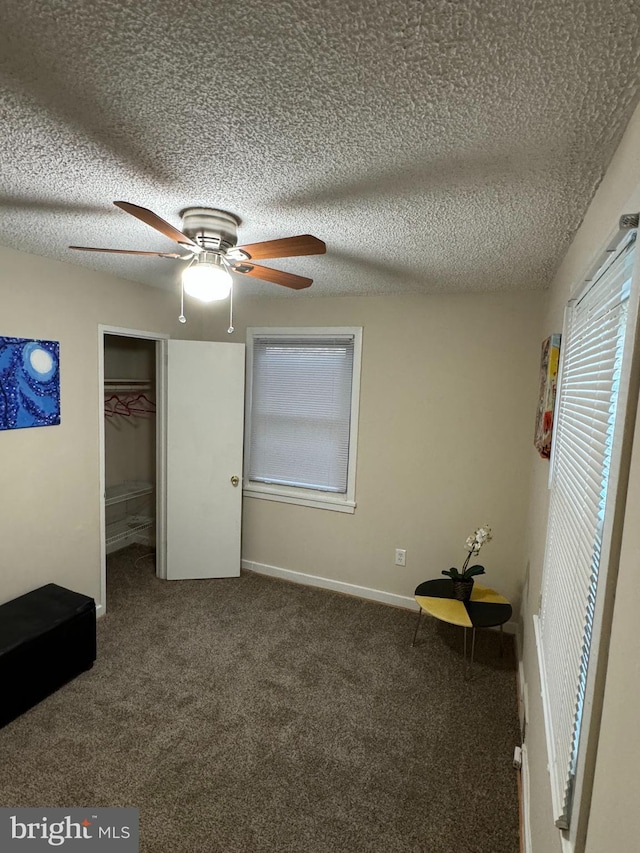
left=412, top=578, right=512, bottom=677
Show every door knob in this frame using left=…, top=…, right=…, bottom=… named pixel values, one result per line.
left=230, top=475, right=240, bottom=487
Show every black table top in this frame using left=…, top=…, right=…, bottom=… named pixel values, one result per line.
left=414, top=579, right=512, bottom=629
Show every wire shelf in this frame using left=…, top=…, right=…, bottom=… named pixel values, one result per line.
left=105, top=481, right=154, bottom=506
left=105, top=515, right=154, bottom=546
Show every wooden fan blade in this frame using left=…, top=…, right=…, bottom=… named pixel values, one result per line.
left=69, top=246, right=185, bottom=259
left=232, top=262, right=312, bottom=290
left=234, top=234, right=325, bottom=260
left=114, top=201, right=198, bottom=248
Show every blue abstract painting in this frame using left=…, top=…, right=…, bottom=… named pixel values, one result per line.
left=0, top=337, right=60, bottom=431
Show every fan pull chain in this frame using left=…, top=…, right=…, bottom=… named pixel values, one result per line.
left=228, top=282, right=234, bottom=334
left=178, top=280, right=186, bottom=323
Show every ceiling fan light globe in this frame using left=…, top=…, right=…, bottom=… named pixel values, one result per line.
left=182, top=262, right=232, bottom=302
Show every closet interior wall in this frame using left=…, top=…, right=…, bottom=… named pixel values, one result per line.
left=104, top=335, right=156, bottom=555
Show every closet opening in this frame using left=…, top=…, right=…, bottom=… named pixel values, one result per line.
left=99, top=326, right=168, bottom=616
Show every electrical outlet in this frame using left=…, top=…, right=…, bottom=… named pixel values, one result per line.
left=395, top=548, right=406, bottom=567
left=513, top=745, right=522, bottom=770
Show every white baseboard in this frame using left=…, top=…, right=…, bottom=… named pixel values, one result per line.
left=518, top=660, right=530, bottom=727
left=521, top=743, right=533, bottom=853
left=241, top=559, right=518, bottom=634
left=241, top=559, right=417, bottom=610
left=515, top=619, right=523, bottom=663
left=515, top=629, right=532, bottom=853
left=96, top=603, right=105, bottom=618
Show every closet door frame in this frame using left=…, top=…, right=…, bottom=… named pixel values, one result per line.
left=98, top=325, right=169, bottom=616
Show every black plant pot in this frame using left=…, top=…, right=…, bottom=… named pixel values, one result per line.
left=452, top=578, right=474, bottom=602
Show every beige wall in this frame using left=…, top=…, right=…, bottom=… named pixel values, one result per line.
left=2, top=244, right=544, bottom=616
left=521, top=100, right=640, bottom=852
left=104, top=335, right=156, bottom=381
left=204, top=290, right=544, bottom=610
left=0, top=246, right=201, bottom=607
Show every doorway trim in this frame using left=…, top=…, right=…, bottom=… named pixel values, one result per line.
left=98, top=325, right=169, bottom=617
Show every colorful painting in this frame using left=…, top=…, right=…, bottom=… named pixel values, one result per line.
left=0, top=337, right=60, bottom=431
left=534, top=334, right=561, bottom=459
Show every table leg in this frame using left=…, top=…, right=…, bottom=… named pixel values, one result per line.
left=471, top=627, right=476, bottom=673
left=411, top=609, right=423, bottom=647
left=464, top=626, right=470, bottom=679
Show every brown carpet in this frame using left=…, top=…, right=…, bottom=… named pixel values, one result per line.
left=0, top=546, right=521, bottom=852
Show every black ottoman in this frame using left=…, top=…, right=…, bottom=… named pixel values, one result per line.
left=0, top=583, right=96, bottom=728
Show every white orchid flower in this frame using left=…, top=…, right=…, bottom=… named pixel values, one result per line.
left=444, top=524, right=493, bottom=583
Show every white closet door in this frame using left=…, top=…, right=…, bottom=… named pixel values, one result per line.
left=166, top=340, right=245, bottom=579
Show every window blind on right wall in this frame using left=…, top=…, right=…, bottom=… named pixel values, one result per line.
left=535, top=231, right=638, bottom=833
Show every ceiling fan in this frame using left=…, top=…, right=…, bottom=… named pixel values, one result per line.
left=69, top=201, right=326, bottom=305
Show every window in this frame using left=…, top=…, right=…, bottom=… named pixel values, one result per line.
left=244, top=328, right=362, bottom=512
left=534, top=229, right=639, bottom=843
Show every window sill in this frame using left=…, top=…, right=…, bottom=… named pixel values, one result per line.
left=243, top=484, right=356, bottom=513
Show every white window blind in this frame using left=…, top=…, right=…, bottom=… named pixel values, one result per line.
left=535, top=233, right=636, bottom=831
left=248, top=335, right=355, bottom=493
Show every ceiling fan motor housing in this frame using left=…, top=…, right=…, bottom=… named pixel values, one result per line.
left=180, top=208, right=240, bottom=252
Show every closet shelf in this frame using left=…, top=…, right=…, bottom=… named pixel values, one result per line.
left=105, top=481, right=154, bottom=506
left=104, top=378, right=152, bottom=392
left=105, top=515, right=154, bottom=547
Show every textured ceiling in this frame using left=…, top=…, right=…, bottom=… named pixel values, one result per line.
left=1, top=0, right=639, bottom=298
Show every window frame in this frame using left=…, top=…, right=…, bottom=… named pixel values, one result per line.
left=243, top=327, right=363, bottom=513
left=534, top=227, right=640, bottom=851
